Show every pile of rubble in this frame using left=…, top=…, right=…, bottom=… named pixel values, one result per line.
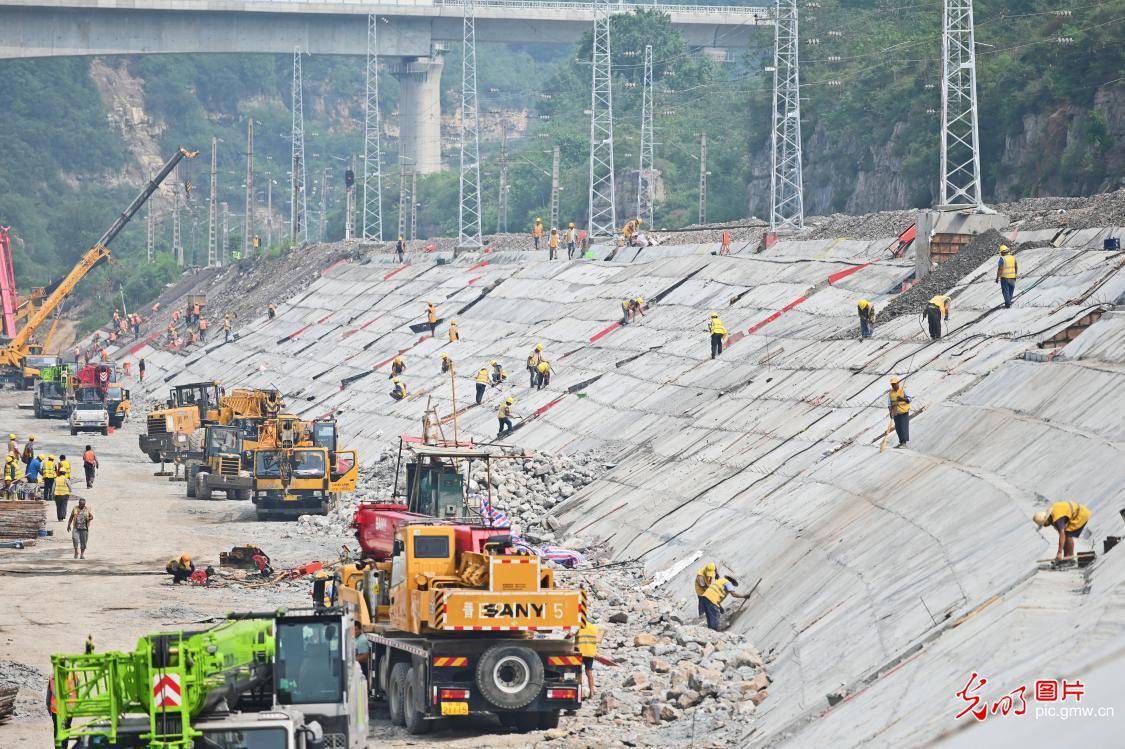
left=805, top=209, right=917, bottom=241
left=0, top=659, right=47, bottom=723
left=1001, top=187, right=1125, bottom=231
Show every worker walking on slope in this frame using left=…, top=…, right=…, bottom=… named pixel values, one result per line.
left=707, top=313, right=727, bottom=359
left=565, top=223, right=578, bottom=259
left=390, top=378, right=408, bottom=401
left=426, top=301, right=438, bottom=337
left=924, top=294, right=951, bottom=340
left=390, top=356, right=406, bottom=379
left=532, top=217, right=544, bottom=250
left=267, top=303, right=276, bottom=320
left=223, top=314, right=232, bottom=342
left=548, top=228, right=560, bottom=260
left=1034, top=502, right=1092, bottom=562
left=448, top=319, right=460, bottom=342
left=694, top=562, right=718, bottom=617
left=700, top=574, right=751, bottom=631
left=166, top=554, right=195, bottom=584
left=858, top=299, right=876, bottom=339
left=719, top=231, right=732, bottom=256
left=888, top=376, right=912, bottom=449
left=490, top=360, right=503, bottom=386
left=475, top=367, right=489, bottom=405
left=497, top=397, right=515, bottom=437
left=138, top=358, right=146, bottom=382
left=396, top=235, right=406, bottom=263
left=996, top=245, right=1018, bottom=308
left=575, top=619, right=601, bottom=698
left=528, top=344, right=544, bottom=388
left=197, top=317, right=208, bottom=342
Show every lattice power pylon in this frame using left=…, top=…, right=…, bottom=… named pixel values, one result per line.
left=497, top=127, right=509, bottom=233
left=172, top=184, right=183, bottom=266
left=698, top=133, right=708, bottom=225
left=769, top=0, right=805, bottom=233
left=939, top=0, right=984, bottom=208
left=550, top=145, right=561, bottom=231
left=290, top=47, right=308, bottom=243
left=363, top=13, right=385, bottom=240
left=637, top=44, right=655, bottom=227
left=457, top=0, right=483, bottom=250
left=587, top=0, right=616, bottom=238
left=146, top=200, right=155, bottom=263
left=243, top=118, right=254, bottom=259
left=207, top=136, right=218, bottom=266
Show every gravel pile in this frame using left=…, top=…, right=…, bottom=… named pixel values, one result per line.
left=1000, top=187, right=1125, bottom=231
left=804, top=208, right=918, bottom=241
left=0, top=659, right=47, bottom=722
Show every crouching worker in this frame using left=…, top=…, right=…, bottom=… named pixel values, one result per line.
left=1034, top=502, right=1092, bottom=562
left=166, top=553, right=195, bottom=584
left=390, top=377, right=408, bottom=401
left=700, top=574, right=751, bottom=631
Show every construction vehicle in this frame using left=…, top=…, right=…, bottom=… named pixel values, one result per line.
left=326, top=519, right=587, bottom=734
left=33, top=363, right=74, bottom=418
left=252, top=422, right=358, bottom=521
left=180, top=389, right=283, bottom=500
left=75, top=363, right=130, bottom=428
left=50, top=608, right=365, bottom=749
left=0, top=146, right=197, bottom=388
left=139, top=381, right=223, bottom=463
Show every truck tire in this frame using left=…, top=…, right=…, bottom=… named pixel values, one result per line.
left=196, top=472, right=212, bottom=501
left=403, top=669, right=431, bottom=735
left=70, top=428, right=78, bottom=436
left=475, top=644, right=544, bottom=711
left=185, top=465, right=198, bottom=498
left=235, top=488, right=252, bottom=501
left=388, top=662, right=409, bottom=727
left=147, top=451, right=162, bottom=464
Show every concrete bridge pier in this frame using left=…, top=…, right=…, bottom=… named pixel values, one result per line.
left=392, top=51, right=444, bottom=175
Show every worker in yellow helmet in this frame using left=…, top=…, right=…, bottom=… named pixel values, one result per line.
left=996, top=245, right=1018, bottom=308
left=42, top=455, right=59, bottom=514
left=707, top=313, right=727, bottom=359
left=547, top=228, right=560, bottom=260
left=497, top=396, right=515, bottom=437
left=7, top=433, right=16, bottom=457
left=565, top=222, right=578, bottom=259
left=887, top=376, right=912, bottom=449
left=3, top=454, right=19, bottom=499
left=925, top=294, right=951, bottom=340
left=527, top=344, right=544, bottom=388
left=475, top=367, right=490, bottom=405
left=426, top=301, right=439, bottom=337
left=694, top=562, right=718, bottom=617
left=857, top=299, right=876, bottom=339
left=701, top=574, right=751, bottom=631
left=574, top=618, right=602, bottom=698
left=633, top=297, right=646, bottom=322
left=396, top=235, right=406, bottom=263
left=448, top=319, right=460, bottom=342
left=1034, top=502, right=1092, bottom=562
left=621, top=298, right=633, bottom=325
left=166, top=554, right=195, bottom=585
left=389, top=377, right=408, bottom=401
left=490, top=360, right=503, bottom=386
left=390, top=356, right=405, bottom=379
left=622, top=218, right=637, bottom=245
left=532, top=217, right=544, bottom=250
left=440, top=352, right=453, bottom=375
left=536, top=360, right=552, bottom=390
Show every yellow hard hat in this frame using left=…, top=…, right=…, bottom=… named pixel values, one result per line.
left=451, top=319, right=458, bottom=324
left=426, top=300, right=432, bottom=305
left=392, top=377, right=402, bottom=384
left=506, top=397, right=514, bottom=404
left=181, top=553, right=191, bottom=564
left=490, top=360, right=498, bottom=366
left=535, top=343, right=543, bottom=351
left=999, top=245, right=1009, bottom=254
left=710, top=312, right=718, bottom=318
left=536, top=216, right=541, bottom=221
left=7, top=434, right=14, bottom=439
left=1033, top=511, right=1049, bottom=527
left=440, top=352, right=448, bottom=359
left=569, top=222, right=575, bottom=228
left=37, top=454, right=44, bottom=460
left=398, top=235, right=404, bottom=240
left=890, top=376, right=900, bottom=385
left=5, top=455, right=12, bottom=463
left=704, top=562, right=716, bottom=575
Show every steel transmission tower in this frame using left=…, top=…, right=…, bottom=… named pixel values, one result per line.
left=939, top=0, right=983, bottom=208
left=770, top=0, right=805, bottom=233
left=243, top=118, right=254, bottom=259
left=290, top=47, right=308, bottom=243
left=410, top=170, right=418, bottom=240
left=587, top=0, right=616, bottom=238
left=362, top=13, right=385, bottom=240
left=457, top=0, right=483, bottom=250
left=637, top=44, right=654, bottom=226
left=319, top=167, right=329, bottom=243
left=398, top=150, right=415, bottom=242
left=221, top=201, right=229, bottom=262
left=172, top=185, right=183, bottom=266
left=550, top=146, right=561, bottom=231
left=207, top=136, right=218, bottom=267
left=698, top=134, right=708, bottom=225
left=497, top=127, right=509, bottom=233
left=146, top=200, right=155, bottom=263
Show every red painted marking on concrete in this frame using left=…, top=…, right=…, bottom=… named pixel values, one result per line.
left=320, top=258, right=348, bottom=276
left=424, top=244, right=437, bottom=253
left=827, top=262, right=872, bottom=285
left=818, top=650, right=924, bottom=717
left=589, top=322, right=622, bottom=343
left=287, top=324, right=312, bottom=341
left=723, top=331, right=745, bottom=349
left=465, top=260, right=489, bottom=272
left=341, top=329, right=358, bottom=339
left=467, top=275, right=483, bottom=286
left=360, top=318, right=380, bottom=330
left=530, top=395, right=565, bottom=418
left=383, top=264, right=411, bottom=281
left=741, top=295, right=809, bottom=338
left=128, top=331, right=162, bottom=356
left=317, top=312, right=334, bottom=324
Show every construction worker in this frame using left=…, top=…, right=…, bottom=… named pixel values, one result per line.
left=166, top=554, right=195, bottom=584
left=548, top=228, right=560, bottom=260
left=58, top=454, right=72, bottom=488
left=138, top=358, right=146, bottom=382
left=390, top=356, right=406, bottom=379
left=440, top=352, right=453, bottom=374
left=83, top=445, right=98, bottom=489
left=536, top=359, right=552, bottom=390
left=700, top=574, right=751, bottom=631
left=395, top=235, right=406, bottom=263
left=858, top=299, right=876, bottom=339
left=198, top=316, right=208, bottom=342
left=489, top=360, right=502, bottom=386
left=54, top=459, right=72, bottom=530
left=6, top=433, right=16, bottom=457
left=565, top=222, right=578, bottom=259
left=622, top=218, right=637, bottom=245
left=26, top=454, right=42, bottom=486
left=924, top=294, right=951, bottom=340
left=66, top=497, right=93, bottom=560
left=42, top=455, right=59, bottom=516
left=528, top=343, right=544, bottom=387
left=621, top=298, right=633, bottom=324
left=390, top=377, right=408, bottom=401
left=888, top=376, right=912, bottom=449
left=475, top=367, right=489, bottom=405
left=720, top=231, right=732, bottom=255
left=694, top=562, right=717, bottom=616
left=996, top=245, right=1018, bottom=308
left=223, top=314, right=232, bottom=342
left=575, top=620, right=601, bottom=698
left=707, top=313, right=727, bottom=359
left=192, top=301, right=202, bottom=323
left=532, top=217, right=544, bottom=250
left=1034, top=502, right=1093, bottom=562
left=497, top=397, right=515, bottom=437
left=20, top=436, right=34, bottom=468
left=3, top=455, right=19, bottom=499
left=448, top=319, right=460, bottom=342
left=267, top=303, right=276, bottom=320
left=426, top=301, right=438, bottom=336
left=112, top=309, right=120, bottom=328
left=633, top=297, right=645, bottom=322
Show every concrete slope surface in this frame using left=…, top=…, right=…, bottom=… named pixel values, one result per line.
left=133, top=226, right=1125, bottom=747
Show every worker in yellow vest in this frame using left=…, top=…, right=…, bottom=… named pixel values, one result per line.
left=548, top=228, right=560, bottom=260
left=497, top=397, right=515, bottom=438
left=536, top=360, right=552, bottom=390
left=527, top=344, right=544, bottom=388
left=621, top=298, right=632, bottom=324
left=448, top=319, right=460, bottom=342
left=42, top=455, right=59, bottom=513
left=857, top=299, right=876, bottom=339
left=1034, top=502, right=1092, bottom=562
left=389, top=377, right=407, bottom=401
left=701, top=574, right=751, bottom=631
left=707, top=313, right=727, bottom=359
left=426, top=301, right=438, bottom=336
left=996, top=245, right=1018, bottom=308
left=694, top=562, right=717, bottom=617
left=565, top=222, right=578, bottom=259
left=475, top=367, right=489, bottom=405
left=440, top=352, right=453, bottom=375
left=532, top=217, right=544, bottom=250
left=390, top=356, right=405, bottom=379
left=925, top=294, right=951, bottom=340
left=3, top=455, right=19, bottom=499
left=490, top=360, right=503, bottom=386
left=633, top=297, right=645, bottom=322
left=888, top=376, right=912, bottom=449
left=575, top=622, right=601, bottom=697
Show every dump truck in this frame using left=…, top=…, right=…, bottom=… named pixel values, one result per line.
left=252, top=416, right=357, bottom=520
left=328, top=519, right=587, bottom=735
left=50, top=608, right=366, bottom=749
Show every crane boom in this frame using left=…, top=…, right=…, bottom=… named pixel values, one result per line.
left=0, top=146, right=197, bottom=368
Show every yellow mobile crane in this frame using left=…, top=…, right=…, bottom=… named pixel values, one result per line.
left=0, top=146, right=198, bottom=387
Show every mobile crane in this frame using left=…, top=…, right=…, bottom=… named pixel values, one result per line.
left=0, top=146, right=198, bottom=387
left=326, top=519, right=588, bottom=734
left=51, top=608, right=365, bottom=749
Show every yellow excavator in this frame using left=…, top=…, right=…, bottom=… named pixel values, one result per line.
left=0, top=146, right=198, bottom=387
